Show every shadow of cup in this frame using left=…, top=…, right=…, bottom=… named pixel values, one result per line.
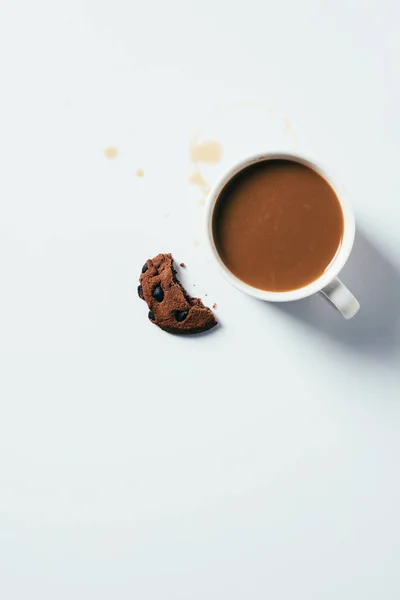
left=276, top=229, right=400, bottom=358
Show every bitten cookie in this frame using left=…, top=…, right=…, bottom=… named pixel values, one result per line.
left=138, top=254, right=217, bottom=334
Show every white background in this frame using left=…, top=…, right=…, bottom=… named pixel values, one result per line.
left=1, top=0, right=400, bottom=598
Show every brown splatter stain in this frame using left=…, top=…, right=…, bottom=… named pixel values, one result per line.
left=212, top=303, right=217, bottom=309
left=136, top=168, right=144, bottom=177
left=179, top=263, right=186, bottom=268
left=190, top=139, right=223, bottom=164
left=104, top=146, right=118, bottom=159
left=188, top=172, right=210, bottom=195
left=189, top=138, right=223, bottom=200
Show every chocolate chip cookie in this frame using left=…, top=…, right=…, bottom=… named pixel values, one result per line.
left=138, top=254, right=217, bottom=334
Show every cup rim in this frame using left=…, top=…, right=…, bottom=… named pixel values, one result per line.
left=206, top=152, right=356, bottom=302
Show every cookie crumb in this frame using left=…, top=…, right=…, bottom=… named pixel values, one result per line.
left=136, top=168, right=144, bottom=177
left=212, top=303, right=217, bottom=309
left=179, top=262, right=186, bottom=268
left=104, top=146, right=118, bottom=159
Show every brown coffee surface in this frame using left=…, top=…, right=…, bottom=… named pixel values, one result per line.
left=213, top=159, right=344, bottom=292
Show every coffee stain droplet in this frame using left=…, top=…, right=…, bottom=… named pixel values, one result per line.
left=104, top=146, right=118, bottom=159
left=188, top=172, right=210, bottom=194
left=189, top=138, right=223, bottom=200
left=136, top=168, right=144, bottom=177
left=190, top=139, right=223, bottom=164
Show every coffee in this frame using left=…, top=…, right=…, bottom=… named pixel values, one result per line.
left=212, top=159, right=344, bottom=292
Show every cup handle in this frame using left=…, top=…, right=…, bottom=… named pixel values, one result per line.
left=319, top=277, right=360, bottom=320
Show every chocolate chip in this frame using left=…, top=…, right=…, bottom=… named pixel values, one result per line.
left=148, top=310, right=155, bottom=321
left=142, top=263, right=148, bottom=273
left=152, top=285, right=164, bottom=302
left=175, top=310, right=188, bottom=322
left=137, top=285, right=143, bottom=299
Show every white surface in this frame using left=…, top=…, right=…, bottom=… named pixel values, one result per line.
left=0, top=1, right=400, bottom=598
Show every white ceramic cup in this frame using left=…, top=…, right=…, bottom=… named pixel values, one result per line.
left=206, top=152, right=360, bottom=319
